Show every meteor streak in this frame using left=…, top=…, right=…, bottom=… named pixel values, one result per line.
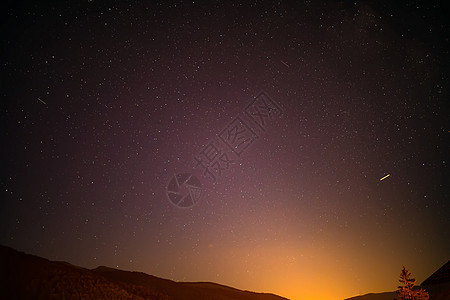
left=281, top=60, right=290, bottom=68
left=380, top=174, right=391, bottom=181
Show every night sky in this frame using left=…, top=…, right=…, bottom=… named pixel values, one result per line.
left=1, top=1, right=449, bottom=299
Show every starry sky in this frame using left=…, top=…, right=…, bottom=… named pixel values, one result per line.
left=1, top=1, right=449, bottom=299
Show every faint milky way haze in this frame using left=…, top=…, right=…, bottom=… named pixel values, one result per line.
left=1, top=1, right=449, bottom=299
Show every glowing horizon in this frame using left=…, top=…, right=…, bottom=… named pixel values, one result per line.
left=2, top=1, right=448, bottom=299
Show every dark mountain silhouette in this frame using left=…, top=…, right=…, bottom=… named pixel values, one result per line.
left=418, top=261, right=450, bottom=300
left=92, top=266, right=286, bottom=300
left=421, top=261, right=450, bottom=286
left=345, top=261, right=450, bottom=300
left=345, top=292, right=396, bottom=300
left=0, top=245, right=288, bottom=300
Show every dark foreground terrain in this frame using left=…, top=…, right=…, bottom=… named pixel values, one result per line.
left=346, top=261, right=450, bottom=300
left=0, top=245, right=288, bottom=300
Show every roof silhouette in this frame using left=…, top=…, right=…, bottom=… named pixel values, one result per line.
left=421, top=261, right=450, bottom=286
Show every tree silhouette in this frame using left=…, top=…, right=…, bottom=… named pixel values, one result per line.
left=397, top=266, right=429, bottom=300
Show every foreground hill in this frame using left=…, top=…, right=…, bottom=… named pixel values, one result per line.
left=346, top=285, right=450, bottom=300
left=0, top=245, right=288, bottom=300
left=346, top=261, right=450, bottom=300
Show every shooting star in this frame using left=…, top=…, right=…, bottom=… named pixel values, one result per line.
left=37, top=97, right=47, bottom=105
left=379, top=174, right=391, bottom=181
left=281, top=60, right=290, bottom=68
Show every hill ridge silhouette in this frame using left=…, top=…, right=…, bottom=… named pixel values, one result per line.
left=0, top=244, right=288, bottom=300
left=345, top=261, right=450, bottom=300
